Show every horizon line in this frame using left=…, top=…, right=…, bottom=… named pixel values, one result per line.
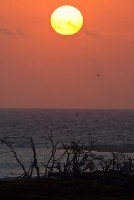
left=0, top=107, right=134, bottom=110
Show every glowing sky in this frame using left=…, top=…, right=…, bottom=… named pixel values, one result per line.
left=0, top=0, right=134, bottom=108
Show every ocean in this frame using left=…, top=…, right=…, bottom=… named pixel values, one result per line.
left=0, top=108, right=134, bottom=178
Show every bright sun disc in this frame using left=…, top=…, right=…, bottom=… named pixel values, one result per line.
left=50, top=5, right=83, bottom=35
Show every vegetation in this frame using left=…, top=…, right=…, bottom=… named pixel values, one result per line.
left=0, top=133, right=134, bottom=199
left=0, top=133, right=134, bottom=180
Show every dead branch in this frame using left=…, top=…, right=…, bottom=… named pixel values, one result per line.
left=29, top=137, right=40, bottom=179
left=0, top=138, right=28, bottom=179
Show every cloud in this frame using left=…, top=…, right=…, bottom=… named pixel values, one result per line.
left=0, top=28, right=14, bottom=36
left=16, top=30, right=28, bottom=37
left=0, top=28, right=27, bottom=37
left=83, top=28, right=99, bottom=37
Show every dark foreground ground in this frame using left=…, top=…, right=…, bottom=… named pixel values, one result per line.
left=1, top=173, right=134, bottom=200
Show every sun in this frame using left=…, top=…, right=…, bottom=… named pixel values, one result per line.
left=50, top=5, right=83, bottom=35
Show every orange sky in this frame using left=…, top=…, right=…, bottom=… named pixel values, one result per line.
left=0, top=0, right=134, bottom=108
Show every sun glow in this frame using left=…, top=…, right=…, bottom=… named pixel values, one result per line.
left=50, top=5, right=83, bottom=35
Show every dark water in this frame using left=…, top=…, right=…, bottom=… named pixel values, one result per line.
left=0, top=108, right=134, bottom=178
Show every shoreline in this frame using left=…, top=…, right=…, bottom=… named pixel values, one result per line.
left=94, top=144, right=134, bottom=153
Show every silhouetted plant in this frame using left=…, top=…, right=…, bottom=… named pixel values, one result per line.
left=1, top=135, right=134, bottom=180
left=28, top=137, right=40, bottom=179
left=42, top=130, right=65, bottom=178
left=0, top=138, right=30, bottom=179
left=0, top=137, right=41, bottom=180
left=61, top=140, right=96, bottom=176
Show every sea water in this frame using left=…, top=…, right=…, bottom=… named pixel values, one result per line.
left=0, top=108, right=134, bottom=178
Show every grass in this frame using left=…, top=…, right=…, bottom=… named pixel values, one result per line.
left=0, top=176, right=134, bottom=200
